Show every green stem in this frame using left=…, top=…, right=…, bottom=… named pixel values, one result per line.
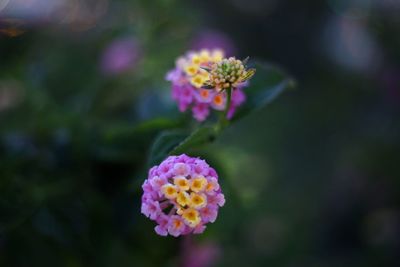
left=223, top=87, right=232, bottom=120
left=217, top=88, right=232, bottom=132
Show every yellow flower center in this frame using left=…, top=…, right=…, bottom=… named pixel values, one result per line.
left=212, top=50, right=224, bottom=62
left=185, top=64, right=199, bottom=76
left=191, top=75, right=205, bottom=88
left=174, top=176, right=190, bottom=191
left=177, top=191, right=190, bottom=207
left=199, top=50, right=210, bottom=62
left=192, top=55, right=202, bottom=65
left=189, top=193, right=207, bottom=209
left=190, top=176, right=207, bottom=192
left=161, top=184, right=178, bottom=199
left=182, top=208, right=201, bottom=227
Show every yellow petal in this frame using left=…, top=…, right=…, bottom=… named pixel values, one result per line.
left=185, top=64, right=199, bottom=76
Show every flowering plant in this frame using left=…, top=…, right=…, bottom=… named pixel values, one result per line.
left=0, top=5, right=294, bottom=262
left=166, top=49, right=250, bottom=121
left=141, top=50, right=294, bottom=237
left=141, top=155, right=224, bottom=236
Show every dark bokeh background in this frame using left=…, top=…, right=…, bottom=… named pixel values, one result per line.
left=1, top=0, right=400, bottom=266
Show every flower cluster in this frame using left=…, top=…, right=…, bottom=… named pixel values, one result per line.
left=166, top=49, right=246, bottom=121
left=207, top=57, right=255, bottom=90
left=141, top=154, right=225, bottom=237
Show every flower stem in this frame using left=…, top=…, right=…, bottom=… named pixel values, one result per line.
left=223, top=87, right=232, bottom=120
left=216, top=88, right=232, bottom=131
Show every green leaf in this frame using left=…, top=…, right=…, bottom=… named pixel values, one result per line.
left=148, top=130, right=188, bottom=166
left=148, top=126, right=217, bottom=166
left=169, top=126, right=217, bottom=155
left=233, top=60, right=296, bottom=121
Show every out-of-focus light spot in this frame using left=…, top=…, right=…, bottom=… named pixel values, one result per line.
left=322, top=15, right=381, bottom=73
left=2, top=0, right=65, bottom=21
left=0, top=18, right=25, bottom=36
left=100, top=37, right=141, bottom=75
left=190, top=30, right=236, bottom=56
left=0, top=0, right=108, bottom=32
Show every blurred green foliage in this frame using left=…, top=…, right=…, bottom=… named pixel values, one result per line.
left=1, top=0, right=400, bottom=267
left=0, top=0, right=292, bottom=266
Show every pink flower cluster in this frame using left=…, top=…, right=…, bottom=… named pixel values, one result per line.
left=141, top=154, right=225, bottom=237
left=166, top=49, right=246, bottom=121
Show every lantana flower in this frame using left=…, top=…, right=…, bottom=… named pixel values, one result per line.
left=141, top=154, right=225, bottom=237
left=166, top=49, right=247, bottom=121
left=202, top=57, right=256, bottom=91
